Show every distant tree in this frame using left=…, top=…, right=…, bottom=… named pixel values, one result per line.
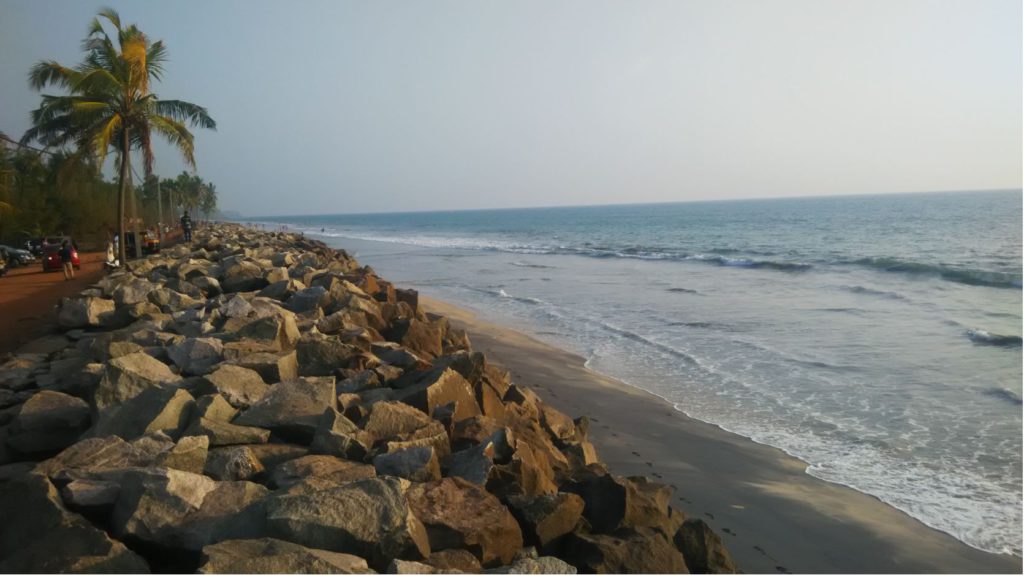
left=21, top=8, right=215, bottom=263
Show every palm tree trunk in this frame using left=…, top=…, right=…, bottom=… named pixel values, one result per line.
left=117, top=127, right=129, bottom=265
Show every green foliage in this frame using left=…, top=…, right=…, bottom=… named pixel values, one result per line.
left=20, top=8, right=215, bottom=260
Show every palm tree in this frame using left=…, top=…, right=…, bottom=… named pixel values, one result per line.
left=21, top=8, right=214, bottom=263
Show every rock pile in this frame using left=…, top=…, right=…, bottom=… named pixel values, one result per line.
left=0, top=224, right=738, bottom=574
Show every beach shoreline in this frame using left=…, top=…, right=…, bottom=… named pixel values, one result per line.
left=421, top=295, right=1022, bottom=574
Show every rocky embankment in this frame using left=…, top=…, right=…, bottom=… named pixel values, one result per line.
left=0, top=224, right=738, bottom=574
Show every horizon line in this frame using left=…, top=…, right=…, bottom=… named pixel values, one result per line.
left=236, top=186, right=1021, bottom=221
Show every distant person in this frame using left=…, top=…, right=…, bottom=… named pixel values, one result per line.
left=181, top=212, right=193, bottom=242
left=59, top=240, right=74, bottom=280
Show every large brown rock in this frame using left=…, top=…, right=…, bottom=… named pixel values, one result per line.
left=198, top=538, right=374, bottom=574
left=560, top=527, right=689, bottom=574
left=4, top=390, right=90, bottom=457
left=94, top=352, right=182, bottom=409
left=91, top=387, right=195, bottom=441
left=507, top=492, right=585, bottom=549
left=676, top=519, right=739, bottom=574
left=34, top=433, right=174, bottom=478
left=234, top=314, right=300, bottom=352
left=394, top=367, right=481, bottom=423
left=407, top=477, right=523, bottom=567
left=385, top=318, right=442, bottom=359
left=265, top=476, right=430, bottom=569
left=234, top=351, right=298, bottom=383
left=205, top=445, right=266, bottom=481
left=373, top=446, right=441, bottom=482
left=58, top=296, right=115, bottom=329
left=156, top=435, right=210, bottom=474
left=269, top=454, right=376, bottom=489
left=310, top=408, right=370, bottom=461
left=184, top=416, right=271, bottom=446
left=198, top=364, right=270, bottom=409
left=563, top=473, right=675, bottom=535
left=362, top=401, right=451, bottom=458
left=296, top=335, right=357, bottom=376
left=0, top=474, right=150, bottom=573
left=233, top=378, right=335, bottom=442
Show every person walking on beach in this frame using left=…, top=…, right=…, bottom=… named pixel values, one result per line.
left=181, top=212, right=193, bottom=242
left=59, top=240, right=74, bottom=280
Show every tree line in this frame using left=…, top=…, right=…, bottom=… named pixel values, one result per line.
left=0, top=137, right=218, bottom=248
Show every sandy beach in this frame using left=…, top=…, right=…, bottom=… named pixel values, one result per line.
left=423, top=296, right=1022, bottom=574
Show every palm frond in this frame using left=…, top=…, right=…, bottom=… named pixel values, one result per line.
left=149, top=115, right=195, bottom=168
left=155, top=100, right=216, bottom=130
left=28, top=61, right=76, bottom=90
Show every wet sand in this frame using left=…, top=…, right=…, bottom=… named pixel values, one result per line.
left=423, top=296, right=1021, bottom=574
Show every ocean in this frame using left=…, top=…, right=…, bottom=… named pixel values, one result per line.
left=254, top=189, right=1023, bottom=556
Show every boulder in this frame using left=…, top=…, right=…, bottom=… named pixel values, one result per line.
left=373, top=446, right=441, bottom=482
left=60, top=477, right=121, bottom=512
left=234, top=314, right=300, bottom=351
left=191, top=276, right=223, bottom=297
left=559, top=528, right=688, bottom=574
left=310, top=408, right=370, bottom=461
left=0, top=474, right=149, bottom=573
left=34, top=433, right=174, bottom=478
left=385, top=318, right=443, bottom=359
left=57, top=296, right=115, bottom=329
left=287, top=286, right=329, bottom=313
left=221, top=295, right=254, bottom=319
left=94, top=352, right=182, bottom=410
left=394, top=367, right=481, bottom=422
left=407, top=477, right=523, bottom=567
left=265, top=476, right=430, bottom=568
left=363, top=401, right=451, bottom=458
left=205, top=445, right=265, bottom=481
left=110, top=467, right=217, bottom=546
left=233, top=378, right=335, bottom=442
left=168, top=337, right=225, bottom=375
left=563, top=474, right=675, bottom=535
left=156, top=435, right=210, bottom=474
left=194, top=393, right=239, bottom=423
left=198, top=364, right=270, bottom=409
left=507, top=492, right=585, bottom=549
left=258, top=279, right=305, bottom=302
left=112, top=277, right=160, bottom=306
left=676, top=519, right=738, bottom=574
left=423, top=549, right=483, bottom=573
left=488, top=554, right=578, bottom=574
left=91, top=387, right=196, bottom=441
left=198, top=538, right=374, bottom=574
left=184, top=416, right=271, bottom=446
left=235, top=351, right=298, bottom=383
left=222, top=260, right=268, bottom=293
left=296, top=335, right=357, bottom=376
left=269, top=454, right=376, bottom=489
left=4, top=390, right=90, bottom=457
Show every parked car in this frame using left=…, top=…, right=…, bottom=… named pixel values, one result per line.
left=0, top=244, right=34, bottom=267
left=25, top=238, right=45, bottom=257
left=124, top=231, right=161, bottom=255
left=42, top=242, right=81, bottom=272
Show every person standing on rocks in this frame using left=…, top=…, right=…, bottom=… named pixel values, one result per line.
left=181, top=212, right=193, bottom=242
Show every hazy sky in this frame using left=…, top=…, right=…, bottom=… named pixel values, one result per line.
left=1, top=0, right=1020, bottom=216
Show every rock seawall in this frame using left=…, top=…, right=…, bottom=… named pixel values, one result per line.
left=0, top=224, right=738, bottom=574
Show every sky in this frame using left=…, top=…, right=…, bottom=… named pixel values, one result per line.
left=0, top=0, right=1021, bottom=216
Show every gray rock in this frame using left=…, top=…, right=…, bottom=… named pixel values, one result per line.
left=168, top=337, right=225, bottom=375
left=184, top=416, right=271, bottom=446
left=269, top=454, right=377, bottom=489
left=198, top=538, right=375, bottom=574
left=198, top=364, right=270, bottom=409
left=191, top=276, right=223, bottom=297
left=296, top=335, right=357, bottom=376
left=94, top=352, right=182, bottom=410
left=373, top=446, right=441, bottom=482
left=487, top=556, right=577, bottom=574
left=234, top=314, right=300, bottom=351
left=265, top=476, right=429, bottom=569
left=91, top=387, right=195, bottom=441
left=560, top=527, right=689, bottom=574
left=675, top=519, right=738, bottom=574
left=507, top=492, right=585, bottom=549
left=205, top=445, right=265, bottom=481
left=194, top=393, right=239, bottom=422
left=4, top=390, right=90, bottom=457
left=156, top=435, right=210, bottom=474
left=60, top=478, right=121, bottom=511
left=310, top=408, right=370, bottom=461
left=222, top=260, right=269, bottom=293
left=233, top=378, right=335, bottom=441
left=258, top=279, right=305, bottom=302
left=235, top=350, right=298, bottom=383
left=57, top=296, right=115, bottom=329
left=34, top=433, right=174, bottom=478
left=287, top=286, right=328, bottom=313
left=112, top=277, right=160, bottom=306
left=0, top=474, right=149, bottom=573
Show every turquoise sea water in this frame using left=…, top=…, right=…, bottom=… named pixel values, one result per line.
left=255, top=190, right=1022, bottom=556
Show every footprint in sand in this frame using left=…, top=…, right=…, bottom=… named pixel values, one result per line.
left=591, top=417, right=600, bottom=422
left=722, top=528, right=736, bottom=536
left=645, top=462, right=653, bottom=467
left=677, top=496, right=692, bottom=504
left=631, top=451, right=641, bottom=457
left=775, top=566, right=792, bottom=573
left=652, top=472, right=663, bottom=478
left=704, top=512, right=715, bottom=520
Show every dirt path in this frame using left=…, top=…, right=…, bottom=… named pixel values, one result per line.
left=0, top=252, right=109, bottom=354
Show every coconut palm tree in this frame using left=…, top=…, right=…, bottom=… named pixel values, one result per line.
left=21, top=8, right=214, bottom=263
